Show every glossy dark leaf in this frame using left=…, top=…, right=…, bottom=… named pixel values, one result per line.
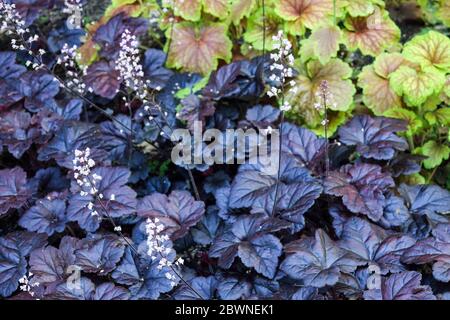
left=209, top=214, right=283, bottom=278
left=112, top=247, right=176, bottom=299
left=339, top=217, right=415, bottom=274
left=280, top=229, right=360, bottom=288
left=173, top=276, right=218, bottom=300
left=0, top=231, right=47, bottom=297
left=67, top=167, right=137, bottom=232
left=74, top=234, right=125, bottom=274
left=399, top=184, right=450, bottom=216
left=93, top=13, right=149, bottom=60
left=363, top=271, right=436, bottom=300
left=38, top=121, right=107, bottom=169
left=143, top=49, right=173, bottom=90
left=19, top=196, right=67, bottom=236
left=83, top=61, right=121, bottom=100
left=0, top=51, right=26, bottom=80
left=324, top=163, right=394, bottom=221
left=402, top=224, right=450, bottom=282
left=137, top=190, right=205, bottom=240
left=19, top=71, right=59, bottom=112
left=338, top=115, right=409, bottom=160
left=0, top=167, right=32, bottom=215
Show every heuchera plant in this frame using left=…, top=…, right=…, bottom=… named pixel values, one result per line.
left=0, top=0, right=449, bottom=301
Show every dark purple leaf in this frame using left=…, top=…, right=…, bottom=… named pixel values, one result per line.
left=92, top=282, right=130, bottom=300
left=47, top=24, right=85, bottom=53
left=402, top=224, right=450, bottom=282
left=68, top=167, right=137, bottom=232
left=83, top=61, right=121, bottom=100
left=38, top=121, right=107, bottom=168
left=281, top=123, right=327, bottom=170
left=363, top=271, right=436, bottom=300
left=324, top=163, right=394, bottom=221
left=280, top=229, right=360, bottom=288
left=339, top=217, right=415, bottom=274
left=173, top=276, right=218, bottom=300
left=209, top=214, right=282, bottom=278
left=10, top=0, right=50, bottom=26
left=379, top=193, right=411, bottom=228
left=191, top=206, right=222, bottom=245
left=0, top=231, right=47, bottom=297
left=399, top=184, right=450, bottom=216
left=338, top=115, right=408, bottom=160
left=143, top=49, right=173, bottom=90
left=19, top=71, right=59, bottom=112
left=19, top=196, right=67, bottom=236
left=0, top=51, right=26, bottom=80
left=0, top=110, right=38, bottom=158
left=93, top=13, right=149, bottom=60
left=203, top=62, right=241, bottom=100
left=242, top=104, right=280, bottom=129
left=112, top=247, right=176, bottom=299
left=0, top=167, right=31, bottom=215
left=177, top=94, right=215, bottom=131
left=137, top=190, right=205, bottom=240
left=29, top=236, right=80, bottom=286
left=74, top=234, right=125, bottom=274
left=217, top=277, right=251, bottom=300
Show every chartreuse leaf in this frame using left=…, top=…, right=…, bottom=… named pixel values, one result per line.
left=243, top=7, right=284, bottom=51
left=345, top=0, right=385, bottom=17
left=425, top=108, right=450, bottom=127
left=274, top=0, right=334, bottom=36
left=343, top=7, right=400, bottom=56
left=358, top=53, right=407, bottom=115
left=416, top=141, right=450, bottom=169
left=169, top=0, right=229, bottom=21
left=229, top=0, right=257, bottom=24
left=203, top=0, right=229, bottom=18
left=166, top=22, right=232, bottom=75
left=437, top=0, right=450, bottom=26
left=172, top=0, right=202, bottom=21
left=104, top=0, right=155, bottom=18
left=286, top=58, right=355, bottom=126
left=402, top=31, right=450, bottom=73
left=390, top=66, right=446, bottom=107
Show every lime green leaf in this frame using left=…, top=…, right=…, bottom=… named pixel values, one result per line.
left=203, top=0, right=229, bottom=19
left=345, top=0, right=384, bottom=17
left=402, top=31, right=450, bottom=73
left=229, top=0, right=256, bottom=24
left=425, top=108, right=450, bottom=127
left=172, top=0, right=202, bottom=21
left=390, top=66, right=446, bottom=107
left=417, top=141, right=450, bottom=169
left=401, top=173, right=426, bottom=185
left=358, top=53, right=406, bottom=114
left=166, top=22, right=232, bottom=75
left=286, top=58, right=355, bottom=126
left=342, top=7, right=400, bottom=56
left=243, top=7, right=284, bottom=51
left=274, top=0, right=334, bottom=36
left=437, top=0, right=450, bottom=26
left=311, top=111, right=348, bottom=137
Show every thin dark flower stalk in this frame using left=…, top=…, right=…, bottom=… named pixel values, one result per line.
left=317, top=80, right=332, bottom=177
left=266, top=31, right=296, bottom=217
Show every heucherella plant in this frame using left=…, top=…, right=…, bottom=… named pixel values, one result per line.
left=0, top=0, right=450, bottom=303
